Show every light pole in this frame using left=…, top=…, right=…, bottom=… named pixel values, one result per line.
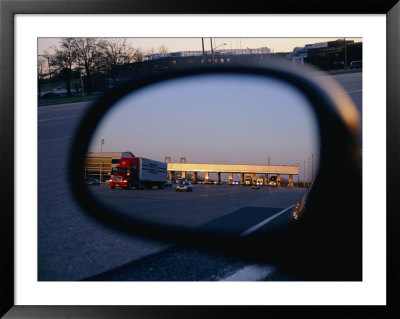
left=38, top=55, right=52, bottom=95
left=117, top=51, right=127, bottom=83
left=214, top=42, right=227, bottom=62
left=214, top=42, right=227, bottom=51
left=100, top=139, right=104, bottom=183
left=201, top=38, right=205, bottom=59
left=210, top=38, right=214, bottom=62
left=297, top=162, right=300, bottom=188
left=312, top=154, right=314, bottom=183
left=76, top=53, right=85, bottom=97
left=308, top=157, right=311, bottom=188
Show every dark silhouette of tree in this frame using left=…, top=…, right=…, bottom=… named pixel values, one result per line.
left=158, top=45, right=168, bottom=54
left=98, top=39, right=144, bottom=84
left=72, top=38, right=105, bottom=94
left=52, top=38, right=77, bottom=96
left=37, top=56, right=46, bottom=97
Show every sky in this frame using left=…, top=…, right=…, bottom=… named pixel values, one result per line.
left=38, top=37, right=362, bottom=55
left=88, top=73, right=319, bottom=174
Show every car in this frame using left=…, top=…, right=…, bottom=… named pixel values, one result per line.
left=349, top=61, right=362, bottom=69
left=176, top=181, right=193, bottom=192
left=252, top=184, right=260, bottom=189
left=231, top=181, right=239, bottom=185
left=85, top=177, right=100, bottom=186
left=164, top=180, right=172, bottom=188
left=53, top=87, right=68, bottom=94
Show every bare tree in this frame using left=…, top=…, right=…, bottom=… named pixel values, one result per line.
left=98, top=39, right=144, bottom=82
left=158, top=45, right=168, bottom=54
left=146, top=47, right=155, bottom=55
left=51, top=38, right=77, bottom=96
left=37, top=56, right=47, bottom=96
left=72, top=38, right=105, bottom=94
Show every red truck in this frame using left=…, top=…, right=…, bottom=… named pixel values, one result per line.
left=108, top=156, right=167, bottom=190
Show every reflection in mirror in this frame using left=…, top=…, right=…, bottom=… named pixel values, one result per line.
left=86, top=74, right=319, bottom=234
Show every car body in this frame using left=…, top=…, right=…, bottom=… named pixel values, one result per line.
left=349, top=61, right=362, bottom=69
left=231, top=181, right=239, bottom=185
left=86, top=177, right=100, bottom=185
left=176, top=181, right=193, bottom=192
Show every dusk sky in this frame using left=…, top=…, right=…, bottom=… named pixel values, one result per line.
left=38, top=37, right=361, bottom=55
left=88, top=73, right=319, bottom=172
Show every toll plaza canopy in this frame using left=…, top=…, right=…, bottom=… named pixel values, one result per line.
left=167, top=163, right=298, bottom=175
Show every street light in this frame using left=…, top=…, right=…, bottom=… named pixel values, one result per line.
left=38, top=54, right=52, bottom=95
left=297, top=162, right=300, bottom=188
left=100, top=139, right=104, bottom=183
left=75, top=44, right=91, bottom=97
left=117, top=51, right=127, bottom=82
left=100, top=139, right=104, bottom=152
left=214, top=42, right=227, bottom=51
left=312, top=154, right=314, bottom=183
left=76, top=53, right=85, bottom=97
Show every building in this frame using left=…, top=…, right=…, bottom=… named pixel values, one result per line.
left=288, top=39, right=362, bottom=70
left=85, top=151, right=134, bottom=182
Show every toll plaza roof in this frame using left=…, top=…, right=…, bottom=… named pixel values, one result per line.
left=167, top=163, right=298, bottom=175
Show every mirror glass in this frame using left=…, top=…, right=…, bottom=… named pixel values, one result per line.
left=86, top=73, right=319, bottom=234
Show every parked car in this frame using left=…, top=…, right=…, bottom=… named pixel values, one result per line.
left=349, top=61, right=362, bottom=69
left=85, top=177, right=100, bottom=186
left=176, top=181, right=193, bottom=192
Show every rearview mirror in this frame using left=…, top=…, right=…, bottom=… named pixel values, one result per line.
left=69, top=62, right=361, bottom=280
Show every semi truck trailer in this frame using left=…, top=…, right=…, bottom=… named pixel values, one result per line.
left=108, top=156, right=167, bottom=190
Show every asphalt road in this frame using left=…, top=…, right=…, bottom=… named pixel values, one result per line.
left=38, top=71, right=362, bottom=281
left=88, top=184, right=304, bottom=229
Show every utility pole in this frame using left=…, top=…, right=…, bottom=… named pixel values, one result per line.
left=268, top=156, right=270, bottom=166
left=46, top=56, right=52, bottom=95
left=210, top=38, right=214, bottom=63
left=39, top=55, right=52, bottom=95
left=77, top=53, right=85, bottom=97
left=344, top=38, right=348, bottom=69
left=304, top=160, right=306, bottom=188
left=100, top=139, right=104, bottom=183
left=312, top=154, right=314, bottom=183
left=201, top=38, right=205, bottom=59
left=297, top=162, right=300, bottom=188
left=308, top=157, right=310, bottom=188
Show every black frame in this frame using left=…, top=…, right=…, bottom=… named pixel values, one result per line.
left=1, top=0, right=399, bottom=318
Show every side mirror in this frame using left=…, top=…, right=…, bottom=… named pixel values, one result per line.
left=69, top=62, right=361, bottom=280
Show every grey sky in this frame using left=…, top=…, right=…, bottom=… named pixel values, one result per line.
left=89, top=73, right=319, bottom=171
left=38, top=37, right=362, bottom=55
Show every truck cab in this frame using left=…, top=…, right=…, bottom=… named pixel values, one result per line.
left=108, top=157, right=137, bottom=189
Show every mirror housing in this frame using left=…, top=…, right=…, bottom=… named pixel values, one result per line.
left=69, top=62, right=361, bottom=280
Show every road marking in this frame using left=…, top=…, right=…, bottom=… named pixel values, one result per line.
left=38, top=116, right=66, bottom=122
left=239, top=204, right=295, bottom=237
left=220, top=264, right=276, bottom=281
